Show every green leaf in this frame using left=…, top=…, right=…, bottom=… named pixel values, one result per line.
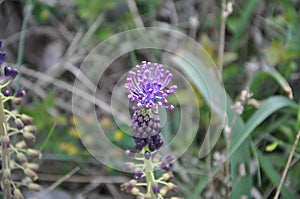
left=256, top=149, right=297, bottom=198
left=297, top=103, right=300, bottom=129
left=171, top=50, right=252, bottom=198
left=230, top=96, right=297, bottom=156
left=250, top=69, right=293, bottom=99
left=230, top=0, right=261, bottom=49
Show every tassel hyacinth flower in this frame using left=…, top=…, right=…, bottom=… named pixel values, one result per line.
left=0, top=41, right=41, bottom=199
left=121, top=61, right=181, bottom=199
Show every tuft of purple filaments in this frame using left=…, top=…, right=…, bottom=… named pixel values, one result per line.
left=125, top=61, right=177, bottom=110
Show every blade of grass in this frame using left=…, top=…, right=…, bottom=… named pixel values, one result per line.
left=171, top=51, right=252, bottom=198
left=230, top=96, right=297, bottom=156
left=250, top=69, right=293, bottom=99
left=39, top=122, right=57, bottom=152
left=231, top=0, right=260, bottom=49
left=256, top=149, right=297, bottom=199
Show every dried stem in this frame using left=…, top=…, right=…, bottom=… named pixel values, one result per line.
left=0, top=95, right=11, bottom=199
left=225, top=114, right=237, bottom=198
left=126, top=0, right=145, bottom=28
left=218, top=0, right=226, bottom=73
left=274, top=129, right=300, bottom=199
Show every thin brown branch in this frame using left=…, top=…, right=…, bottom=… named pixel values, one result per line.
left=274, top=129, right=300, bottom=199
left=126, top=0, right=145, bottom=28
left=218, top=0, right=227, bottom=73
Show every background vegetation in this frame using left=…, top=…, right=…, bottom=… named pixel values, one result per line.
left=0, top=0, right=300, bottom=198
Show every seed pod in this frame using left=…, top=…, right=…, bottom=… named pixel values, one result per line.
left=16, top=140, right=27, bottom=149
left=27, top=149, right=41, bottom=159
left=26, top=162, right=39, bottom=171
left=159, top=186, right=169, bottom=196
left=162, top=172, right=174, bottom=181
left=167, top=182, right=179, bottom=192
left=15, top=118, right=24, bottom=130
left=2, top=135, right=10, bottom=148
left=13, top=188, right=24, bottom=199
left=12, top=97, right=22, bottom=105
left=23, top=132, right=36, bottom=142
left=28, top=183, right=41, bottom=191
left=144, top=193, right=152, bottom=199
left=24, top=125, right=36, bottom=133
left=130, top=187, right=140, bottom=195
left=21, top=114, right=33, bottom=124
left=17, top=153, right=28, bottom=164
left=3, top=169, right=11, bottom=181
left=24, top=168, right=38, bottom=181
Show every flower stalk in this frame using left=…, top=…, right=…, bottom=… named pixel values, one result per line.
left=121, top=61, right=180, bottom=199
left=0, top=94, right=11, bottom=198
left=0, top=41, right=41, bottom=199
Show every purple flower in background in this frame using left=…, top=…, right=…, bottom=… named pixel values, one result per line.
left=125, top=61, right=177, bottom=110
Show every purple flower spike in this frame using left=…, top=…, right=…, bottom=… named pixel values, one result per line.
left=125, top=61, right=177, bottom=110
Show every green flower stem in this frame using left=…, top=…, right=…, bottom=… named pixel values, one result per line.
left=143, top=147, right=156, bottom=198
left=0, top=95, right=11, bottom=198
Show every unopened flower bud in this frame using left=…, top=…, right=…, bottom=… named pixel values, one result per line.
left=2, top=135, right=10, bottom=148
left=21, top=176, right=33, bottom=184
left=160, top=162, right=170, bottom=171
left=24, top=125, right=36, bottom=133
left=24, top=168, right=38, bottom=180
left=3, top=169, right=11, bottom=181
left=152, top=182, right=160, bottom=194
left=144, top=151, right=151, bottom=160
left=11, top=67, right=19, bottom=79
left=162, top=172, right=174, bottom=181
left=27, top=149, right=41, bottom=159
left=130, top=187, right=140, bottom=195
left=17, top=152, right=28, bottom=164
left=163, top=155, right=175, bottom=164
left=134, top=170, right=143, bottom=180
left=15, top=89, right=26, bottom=98
left=4, top=66, right=12, bottom=77
left=23, top=132, right=36, bottom=142
left=25, top=163, right=39, bottom=171
left=167, top=182, right=179, bottom=192
left=28, top=183, right=41, bottom=191
left=159, top=186, right=169, bottom=196
left=15, top=118, right=24, bottom=130
left=12, top=97, right=22, bottom=105
left=123, top=162, right=135, bottom=171
left=21, top=114, right=33, bottom=124
left=13, top=188, right=24, bottom=199
left=11, top=109, right=19, bottom=115
left=125, top=149, right=135, bottom=158
left=144, top=193, right=152, bottom=199
left=2, top=88, right=11, bottom=96
left=10, top=160, right=16, bottom=169
left=16, top=140, right=27, bottom=149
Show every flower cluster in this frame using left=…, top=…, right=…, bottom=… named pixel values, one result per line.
left=121, top=61, right=181, bottom=199
left=125, top=61, right=177, bottom=110
left=0, top=41, right=41, bottom=199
